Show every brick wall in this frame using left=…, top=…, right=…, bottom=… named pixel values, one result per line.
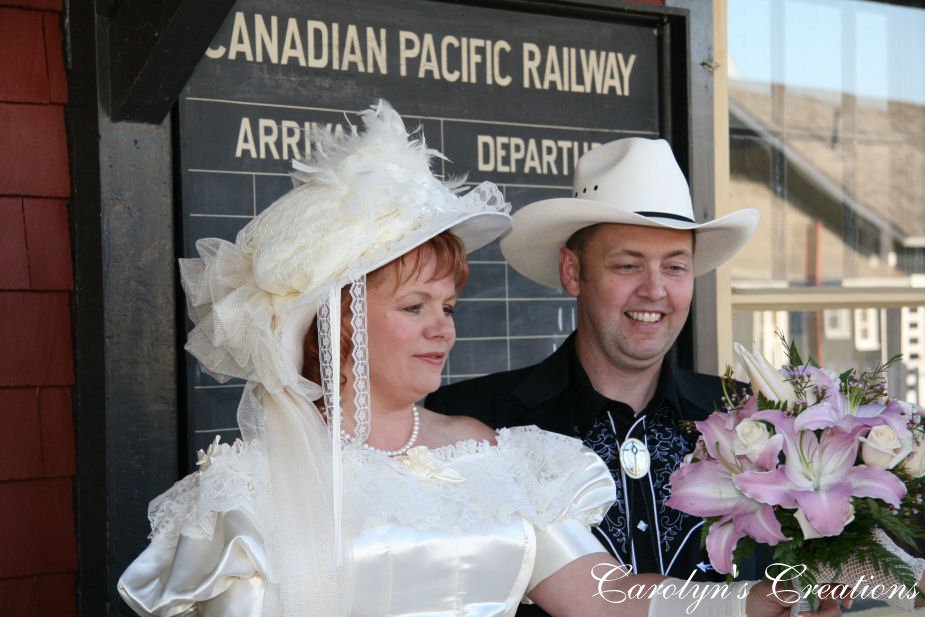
left=0, top=0, right=78, bottom=615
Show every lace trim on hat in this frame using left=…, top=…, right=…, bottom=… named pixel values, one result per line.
left=349, top=275, right=370, bottom=443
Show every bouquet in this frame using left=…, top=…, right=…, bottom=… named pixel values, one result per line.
left=667, top=338, right=925, bottom=607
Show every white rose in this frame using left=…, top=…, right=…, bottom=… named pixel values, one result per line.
left=901, top=431, right=925, bottom=478
left=733, top=419, right=772, bottom=463
left=794, top=504, right=854, bottom=540
left=860, top=425, right=913, bottom=470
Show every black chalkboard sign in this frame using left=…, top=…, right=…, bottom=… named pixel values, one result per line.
left=178, top=0, right=680, bottom=460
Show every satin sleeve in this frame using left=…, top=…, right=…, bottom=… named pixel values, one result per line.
left=496, top=427, right=615, bottom=591
left=117, top=440, right=269, bottom=616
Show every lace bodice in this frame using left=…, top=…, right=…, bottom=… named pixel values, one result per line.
left=118, top=426, right=615, bottom=617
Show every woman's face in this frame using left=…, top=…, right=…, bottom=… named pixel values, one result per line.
left=366, top=253, right=458, bottom=410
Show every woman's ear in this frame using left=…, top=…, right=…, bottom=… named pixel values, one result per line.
left=559, top=247, right=581, bottom=298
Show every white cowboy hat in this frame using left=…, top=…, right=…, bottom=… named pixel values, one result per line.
left=500, top=137, right=759, bottom=289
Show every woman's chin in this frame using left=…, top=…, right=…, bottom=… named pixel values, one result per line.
left=417, top=378, right=444, bottom=400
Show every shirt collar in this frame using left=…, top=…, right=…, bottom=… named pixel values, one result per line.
left=570, top=343, right=682, bottom=432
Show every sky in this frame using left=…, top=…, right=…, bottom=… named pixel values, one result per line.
left=728, top=0, right=925, bottom=105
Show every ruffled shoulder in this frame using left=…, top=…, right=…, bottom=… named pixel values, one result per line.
left=146, top=437, right=268, bottom=548
left=495, top=426, right=616, bottom=529
left=119, top=438, right=270, bottom=616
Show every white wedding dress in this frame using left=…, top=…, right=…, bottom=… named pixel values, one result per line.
left=118, top=426, right=616, bottom=616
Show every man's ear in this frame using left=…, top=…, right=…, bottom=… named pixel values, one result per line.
left=559, top=247, right=581, bottom=298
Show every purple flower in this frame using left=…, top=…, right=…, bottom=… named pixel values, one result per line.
left=735, top=417, right=905, bottom=539
left=667, top=408, right=788, bottom=574
left=670, top=341, right=919, bottom=578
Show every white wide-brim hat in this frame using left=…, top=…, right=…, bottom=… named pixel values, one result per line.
left=501, top=137, right=759, bottom=289
left=184, top=100, right=513, bottom=386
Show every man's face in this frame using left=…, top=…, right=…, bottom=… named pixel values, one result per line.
left=560, top=223, right=695, bottom=373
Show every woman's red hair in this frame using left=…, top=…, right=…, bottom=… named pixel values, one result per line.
left=302, top=230, right=468, bottom=397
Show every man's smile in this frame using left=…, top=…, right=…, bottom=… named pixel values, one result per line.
left=625, top=311, right=663, bottom=323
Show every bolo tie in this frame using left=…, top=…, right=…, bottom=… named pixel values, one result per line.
left=619, top=436, right=650, bottom=479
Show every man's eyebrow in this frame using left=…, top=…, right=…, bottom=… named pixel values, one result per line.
left=609, top=248, right=692, bottom=258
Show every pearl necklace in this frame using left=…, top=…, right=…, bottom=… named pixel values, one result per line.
left=343, top=404, right=421, bottom=457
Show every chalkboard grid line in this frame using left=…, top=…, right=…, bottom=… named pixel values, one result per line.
left=193, top=384, right=244, bottom=390
left=505, top=252, right=512, bottom=371
left=251, top=174, right=258, bottom=217
left=198, top=427, right=238, bottom=436
left=182, top=96, right=650, bottom=136
left=189, top=213, right=253, bottom=219
left=187, top=168, right=287, bottom=177
left=457, top=334, right=572, bottom=342
left=439, top=118, right=447, bottom=179
left=464, top=297, right=568, bottom=303
left=183, top=169, right=572, bottom=192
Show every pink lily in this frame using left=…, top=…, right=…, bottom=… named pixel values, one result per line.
left=669, top=459, right=788, bottom=574
left=735, top=343, right=798, bottom=405
left=667, top=407, right=788, bottom=574
left=795, top=397, right=900, bottom=432
left=793, top=365, right=902, bottom=433
left=705, top=516, right=745, bottom=575
left=735, top=416, right=906, bottom=539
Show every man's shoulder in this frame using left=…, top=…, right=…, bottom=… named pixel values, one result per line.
left=674, top=368, right=725, bottom=391
left=429, top=339, right=573, bottom=413
left=673, top=368, right=738, bottom=418
left=426, top=364, right=538, bottom=414
left=425, top=342, right=578, bottom=430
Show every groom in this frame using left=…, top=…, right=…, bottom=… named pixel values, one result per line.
left=427, top=138, right=764, bottom=611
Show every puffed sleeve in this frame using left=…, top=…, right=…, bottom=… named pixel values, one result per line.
left=496, top=427, right=615, bottom=591
left=117, top=439, right=269, bottom=617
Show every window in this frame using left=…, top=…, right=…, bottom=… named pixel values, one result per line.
left=726, top=0, right=925, bottom=403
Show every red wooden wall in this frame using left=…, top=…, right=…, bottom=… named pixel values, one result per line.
left=0, top=0, right=77, bottom=614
